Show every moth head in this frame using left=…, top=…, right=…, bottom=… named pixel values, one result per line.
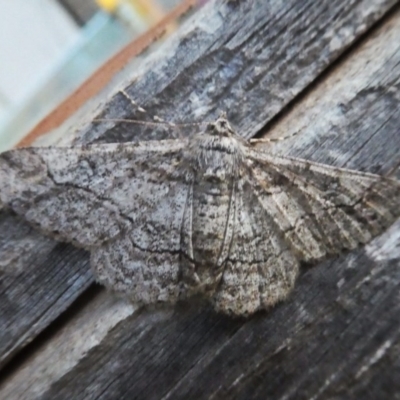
left=207, top=112, right=235, bottom=137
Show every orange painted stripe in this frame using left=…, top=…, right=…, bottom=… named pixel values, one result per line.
left=17, top=0, right=196, bottom=148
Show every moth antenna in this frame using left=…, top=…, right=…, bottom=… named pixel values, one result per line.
left=249, top=130, right=300, bottom=144
left=93, top=89, right=209, bottom=129
left=93, top=118, right=176, bottom=127
left=120, top=89, right=179, bottom=127
left=93, top=118, right=208, bottom=128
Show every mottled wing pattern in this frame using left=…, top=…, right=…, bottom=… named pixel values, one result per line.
left=245, top=147, right=400, bottom=264
left=2, top=122, right=399, bottom=316
left=212, top=177, right=299, bottom=316
left=0, top=140, right=191, bottom=304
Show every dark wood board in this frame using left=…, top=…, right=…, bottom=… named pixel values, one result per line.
left=78, top=0, right=400, bottom=144
left=1, top=0, right=400, bottom=399
left=0, top=214, right=92, bottom=368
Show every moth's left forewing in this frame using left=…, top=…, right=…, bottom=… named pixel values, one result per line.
left=244, top=145, right=400, bottom=263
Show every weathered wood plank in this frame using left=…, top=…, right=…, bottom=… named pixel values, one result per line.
left=1, top=3, right=400, bottom=399
left=78, top=0, right=400, bottom=144
left=2, top=0, right=396, bottom=370
left=0, top=213, right=92, bottom=368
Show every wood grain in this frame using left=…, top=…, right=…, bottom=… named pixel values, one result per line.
left=77, top=0, right=399, bottom=143
left=0, top=213, right=92, bottom=368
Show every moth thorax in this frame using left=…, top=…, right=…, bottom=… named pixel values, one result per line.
left=192, top=134, right=241, bottom=170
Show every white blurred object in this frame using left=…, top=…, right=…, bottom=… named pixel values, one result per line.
left=0, top=0, right=188, bottom=151
left=0, top=2, right=137, bottom=151
left=0, top=0, right=79, bottom=117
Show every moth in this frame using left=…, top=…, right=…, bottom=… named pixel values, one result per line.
left=0, top=115, right=399, bottom=316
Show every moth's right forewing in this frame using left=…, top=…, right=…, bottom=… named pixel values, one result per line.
left=0, top=140, right=188, bottom=250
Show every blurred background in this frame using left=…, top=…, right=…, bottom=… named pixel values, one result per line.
left=0, top=0, right=204, bottom=151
